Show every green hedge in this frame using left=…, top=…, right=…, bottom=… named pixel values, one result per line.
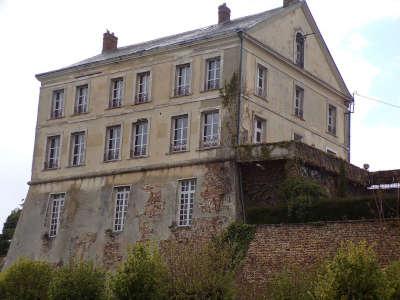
left=247, top=195, right=399, bottom=224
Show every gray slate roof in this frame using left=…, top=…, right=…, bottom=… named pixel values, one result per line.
left=38, top=5, right=287, bottom=77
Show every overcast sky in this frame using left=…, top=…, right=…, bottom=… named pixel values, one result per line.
left=0, top=0, right=399, bottom=227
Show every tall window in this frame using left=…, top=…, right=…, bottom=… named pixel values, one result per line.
left=295, top=32, right=305, bottom=68
left=294, top=86, right=304, bottom=118
left=328, top=104, right=337, bottom=135
left=105, top=125, right=121, bottom=161
left=253, top=117, right=266, bottom=144
left=132, top=120, right=148, bottom=157
left=70, top=132, right=86, bottom=166
left=205, top=57, right=220, bottom=90
left=75, top=85, right=89, bottom=114
left=171, top=115, right=188, bottom=152
left=256, top=65, right=267, bottom=98
left=49, top=193, right=65, bottom=237
left=45, top=135, right=60, bottom=169
left=202, top=111, right=219, bottom=148
left=113, top=186, right=130, bottom=232
left=175, top=64, right=191, bottom=96
left=51, top=89, right=64, bottom=119
left=135, top=71, right=150, bottom=104
left=178, top=179, right=196, bottom=227
left=110, top=78, right=123, bottom=108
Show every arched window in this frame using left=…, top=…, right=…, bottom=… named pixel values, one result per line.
left=295, top=32, right=305, bottom=68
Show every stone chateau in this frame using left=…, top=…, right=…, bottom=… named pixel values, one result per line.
left=5, top=0, right=354, bottom=268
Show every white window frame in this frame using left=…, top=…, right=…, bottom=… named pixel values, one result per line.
left=70, top=131, right=86, bottom=167
left=175, top=63, right=191, bottom=96
left=205, top=57, right=221, bottom=91
left=135, top=71, right=150, bottom=104
left=253, top=116, right=266, bottom=144
left=51, top=89, right=64, bottom=119
left=110, top=77, right=124, bottom=108
left=201, top=110, right=220, bottom=148
left=295, top=31, right=305, bottom=68
left=294, top=85, right=304, bottom=119
left=49, top=193, right=66, bottom=237
left=113, top=186, right=130, bottom=232
left=45, top=135, right=61, bottom=170
left=171, top=115, right=188, bottom=152
left=74, top=84, right=89, bottom=114
left=132, top=120, right=148, bottom=157
left=105, top=125, right=122, bottom=161
left=327, top=104, right=337, bottom=135
left=178, top=178, right=196, bottom=227
left=256, top=64, right=267, bottom=98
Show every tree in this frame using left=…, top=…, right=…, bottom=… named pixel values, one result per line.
left=110, top=243, right=169, bottom=300
left=313, top=241, right=390, bottom=300
left=0, top=258, right=53, bottom=300
left=48, top=261, right=106, bottom=300
left=0, top=208, right=21, bottom=256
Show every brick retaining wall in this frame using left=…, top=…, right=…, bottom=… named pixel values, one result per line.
left=240, top=220, right=400, bottom=286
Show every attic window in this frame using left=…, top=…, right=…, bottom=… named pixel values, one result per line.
left=295, top=32, right=305, bottom=68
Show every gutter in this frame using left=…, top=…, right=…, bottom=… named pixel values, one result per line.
left=237, top=30, right=246, bottom=223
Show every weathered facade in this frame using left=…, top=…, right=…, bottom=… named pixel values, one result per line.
left=5, top=0, right=354, bottom=268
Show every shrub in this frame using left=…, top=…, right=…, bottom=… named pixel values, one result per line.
left=266, top=267, right=315, bottom=300
left=280, top=177, right=328, bottom=222
left=48, top=261, right=106, bottom=300
left=164, top=240, right=236, bottom=300
left=385, top=261, right=400, bottom=299
left=313, top=241, right=389, bottom=300
left=110, top=243, right=169, bottom=300
left=1, top=258, right=53, bottom=300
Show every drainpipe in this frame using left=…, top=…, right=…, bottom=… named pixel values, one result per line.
left=236, top=30, right=246, bottom=223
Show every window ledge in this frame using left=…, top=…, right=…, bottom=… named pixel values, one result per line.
left=129, top=155, right=149, bottom=160
left=253, top=93, right=268, bottom=101
left=66, top=164, right=86, bottom=168
left=197, top=145, right=221, bottom=151
left=105, top=106, right=123, bottom=110
left=293, top=115, right=305, bottom=122
left=42, top=167, right=60, bottom=172
left=103, top=158, right=122, bottom=163
left=200, top=87, right=220, bottom=94
left=166, top=149, right=190, bottom=155
left=170, top=93, right=193, bottom=99
left=133, top=100, right=152, bottom=105
left=326, top=131, right=338, bottom=138
left=48, top=116, right=65, bottom=121
left=71, top=112, right=90, bottom=117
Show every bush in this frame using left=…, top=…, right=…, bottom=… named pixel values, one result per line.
left=266, top=267, right=316, bottom=300
left=313, top=241, right=390, bottom=300
left=280, top=177, right=328, bottom=222
left=110, top=243, right=169, bottom=300
left=385, top=261, right=400, bottom=299
left=0, top=258, right=53, bottom=300
left=164, top=240, right=236, bottom=300
left=48, top=261, right=106, bottom=300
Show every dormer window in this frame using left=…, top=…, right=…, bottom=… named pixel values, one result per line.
left=295, top=32, right=305, bottom=68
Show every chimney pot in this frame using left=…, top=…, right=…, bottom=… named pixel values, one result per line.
left=283, top=0, right=299, bottom=7
left=102, top=30, right=118, bottom=53
left=218, top=3, right=231, bottom=24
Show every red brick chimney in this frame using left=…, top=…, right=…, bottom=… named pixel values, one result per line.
left=218, top=3, right=231, bottom=24
left=102, top=30, right=118, bottom=53
left=283, top=0, right=299, bottom=7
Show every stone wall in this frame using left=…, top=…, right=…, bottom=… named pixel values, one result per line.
left=240, top=220, right=400, bottom=286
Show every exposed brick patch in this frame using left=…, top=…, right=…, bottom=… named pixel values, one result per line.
left=200, top=163, right=231, bottom=213
left=103, top=234, right=123, bottom=269
left=138, top=185, right=164, bottom=241
left=240, top=220, right=400, bottom=287
left=169, top=216, right=227, bottom=243
left=70, top=233, right=97, bottom=261
left=143, top=185, right=164, bottom=218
